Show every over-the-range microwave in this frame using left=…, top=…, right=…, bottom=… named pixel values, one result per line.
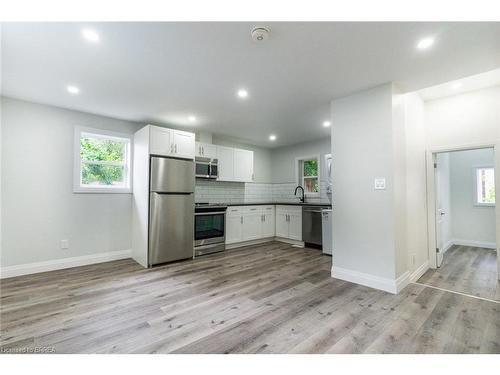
left=195, top=157, right=218, bottom=179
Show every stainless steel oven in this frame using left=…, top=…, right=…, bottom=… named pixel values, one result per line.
left=194, top=203, right=227, bottom=256
left=195, top=157, right=218, bottom=179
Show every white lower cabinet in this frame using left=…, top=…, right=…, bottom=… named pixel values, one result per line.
left=242, top=207, right=262, bottom=241
left=261, top=206, right=276, bottom=238
left=226, top=205, right=302, bottom=245
left=275, top=206, right=302, bottom=241
left=226, top=207, right=244, bottom=244
left=226, top=205, right=276, bottom=245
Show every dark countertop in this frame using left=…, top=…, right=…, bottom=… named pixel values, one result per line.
left=225, top=202, right=332, bottom=207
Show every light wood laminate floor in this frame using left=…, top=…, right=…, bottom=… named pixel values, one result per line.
left=418, top=245, right=500, bottom=303
left=1, top=242, right=499, bottom=354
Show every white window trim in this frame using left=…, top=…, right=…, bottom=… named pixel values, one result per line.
left=473, top=165, right=495, bottom=207
left=295, top=154, right=321, bottom=197
left=73, top=126, right=133, bottom=194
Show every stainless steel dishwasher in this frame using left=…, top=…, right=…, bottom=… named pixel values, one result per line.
left=302, top=205, right=330, bottom=248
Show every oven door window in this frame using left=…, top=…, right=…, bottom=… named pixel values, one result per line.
left=196, top=162, right=210, bottom=177
left=195, top=214, right=225, bottom=240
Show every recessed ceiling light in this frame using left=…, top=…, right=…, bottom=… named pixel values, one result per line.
left=237, top=89, right=248, bottom=99
left=451, top=82, right=462, bottom=90
left=82, top=28, right=100, bottom=43
left=188, top=115, right=197, bottom=122
left=323, top=121, right=331, bottom=128
left=66, top=85, right=80, bottom=95
left=269, top=134, right=276, bottom=141
left=417, top=37, right=434, bottom=50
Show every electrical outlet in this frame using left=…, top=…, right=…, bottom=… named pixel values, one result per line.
left=374, top=178, right=386, bottom=190
left=60, top=240, right=69, bottom=250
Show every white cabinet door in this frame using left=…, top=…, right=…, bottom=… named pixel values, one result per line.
left=217, top=146, right=234, bottom=181
left=150, top=126, right=173, bottom=156
left=233, top=149, right=254, bottom=182
left=275, top=211, right=289, bottom=238
left=172, top=130, right=195, bottom=159
left=262, top=211, right=275, bottom=238
left=242, top=210, right=262, bottom=241
left=201, top=143, right=217, bottom=159
left=226, top=215, right=243, bottom=244
left=195, top=142, right=204, bottom=157
left=288, top=212, right=302, bottom=241
left=195, top=142, right=217, bottom=159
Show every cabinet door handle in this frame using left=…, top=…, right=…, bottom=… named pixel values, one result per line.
left=175, top=144, right=178, bottom=153
left=263, top=215, right=266, bottom=222
left=240, top=216, right=243, bottom=224
left=171, top=144, right=174, bottom=153
left=202, top=146, right=204, bottom=155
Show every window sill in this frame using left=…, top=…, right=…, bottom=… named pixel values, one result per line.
left=73, top=187, right=132, bottom=194
left=474, top=203, right=495, bottom=207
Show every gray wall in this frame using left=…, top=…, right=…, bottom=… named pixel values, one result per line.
left=1, top=97, right=141, bottom=267
left=270, top=137, right=331, bottom=184
left=331, top=84, right=397, bottom=280
left=212, top=135, right=273, bottom=183
left=449, top=148, right=496, bottom=246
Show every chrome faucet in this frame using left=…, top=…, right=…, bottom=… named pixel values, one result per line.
left=294, top=185, right=305, bottom=203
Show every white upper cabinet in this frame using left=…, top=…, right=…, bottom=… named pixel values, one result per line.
left=148, top=125, right=195, bottom=160
left=233, top=149, right=254, bottom=182
left=172, top=130, right=195, bottom=159
left=195, top=142, right=217, bottom=159
left=216, top=146, right=235, bottom=181
left=150, top=126, right=173, bottom=156
left=216, top=146, right=253, bottom=182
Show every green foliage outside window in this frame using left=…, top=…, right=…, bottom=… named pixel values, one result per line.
left=303, top=159, right=318, bottom=177
left=303, top=159, right=319, bottom=193
left=80, top=136, right=126, bottom=185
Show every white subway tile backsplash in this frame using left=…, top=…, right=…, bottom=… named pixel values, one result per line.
left=195, top=179, right=331, bottom=205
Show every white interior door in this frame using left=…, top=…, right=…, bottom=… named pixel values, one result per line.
left=435, top=155, right=445, bottom=267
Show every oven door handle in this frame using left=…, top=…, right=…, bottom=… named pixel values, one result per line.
left=195, top=211, right=227, bottom=216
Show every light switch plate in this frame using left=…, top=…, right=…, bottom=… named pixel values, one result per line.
left=60, top=239, right=69, bottom=250
left=374, top=178, right=386, bottom=190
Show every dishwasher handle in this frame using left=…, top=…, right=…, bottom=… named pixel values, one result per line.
left=303, top=208, right=323, bottom=213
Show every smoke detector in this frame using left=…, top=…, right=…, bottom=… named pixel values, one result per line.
left=251, top=27, right=270, bottom=42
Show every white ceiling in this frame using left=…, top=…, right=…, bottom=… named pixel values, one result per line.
left=2, top=22, right=500, bottom=147
left=418, top=68, right=500, bottom=101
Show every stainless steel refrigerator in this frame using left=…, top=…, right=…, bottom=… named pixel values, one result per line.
left=149, top=156, right=195, bottom=266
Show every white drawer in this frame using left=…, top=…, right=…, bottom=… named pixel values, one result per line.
left=227, top=206, right=244, bottom=216
left=244, top=206, right=263, bottom=214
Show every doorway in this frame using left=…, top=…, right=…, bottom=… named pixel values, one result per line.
left=422, top=146, right=500, bottom=302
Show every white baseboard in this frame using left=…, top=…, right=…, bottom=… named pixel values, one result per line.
left=226, top=238, right=274, bottom=250
left=442, top=240, right=454, bottom=255
left=451, top=239, right=496, bottom=250
left=331, top=265, right=404, bottom=294
left=410, top=260, right=430, bottom=283
left=274, top=237, right=305, bottom=247
left=1, top=249, right=132, bottom=279
left=226, top=237, right=305, bottom=250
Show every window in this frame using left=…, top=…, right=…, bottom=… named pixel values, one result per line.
left=297, top=156, right=320, bottom=195
left=74, top=127, right=132, bottom=193
left=474, top=167, right=495, bottom=206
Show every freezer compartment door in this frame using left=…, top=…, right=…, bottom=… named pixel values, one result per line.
left=149, top=192, right=194, bottom=265
left=150, top=157, right=194, bottom=193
